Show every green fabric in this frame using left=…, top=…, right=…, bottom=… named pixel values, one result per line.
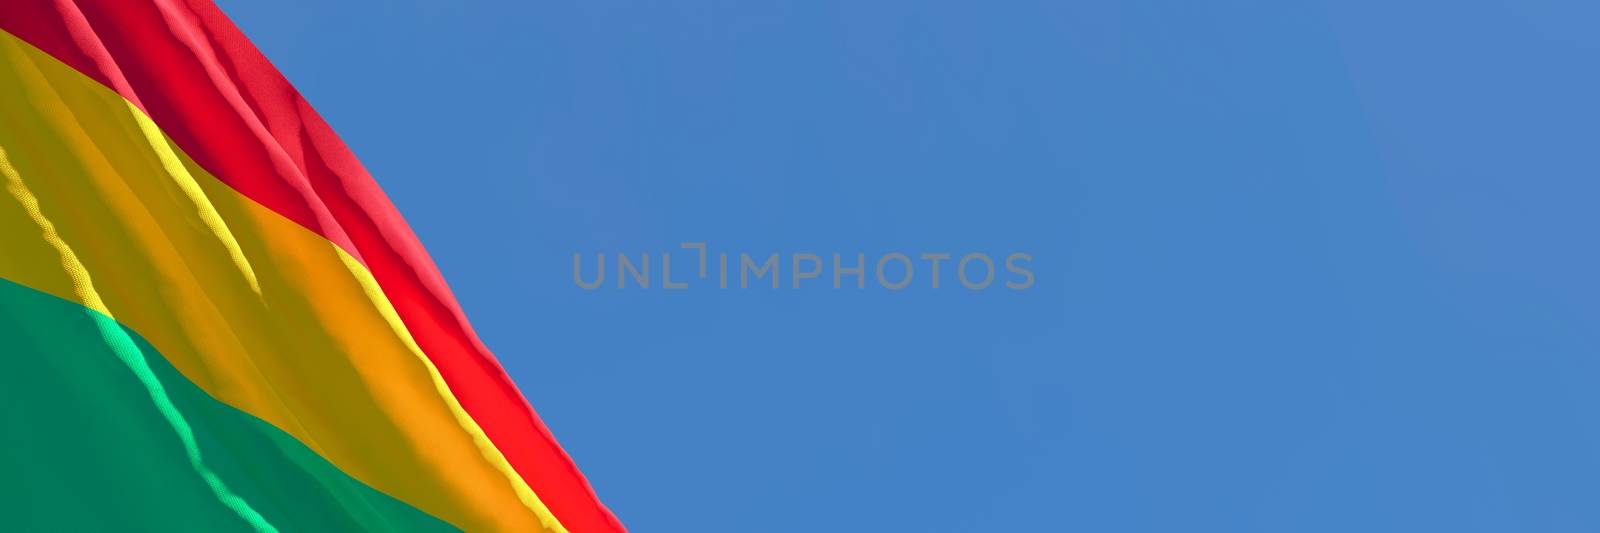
left=0, top=277, right=459, bottom=532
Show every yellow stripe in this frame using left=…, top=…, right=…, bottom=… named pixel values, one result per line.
left=0, top=30, right=564, bottom=533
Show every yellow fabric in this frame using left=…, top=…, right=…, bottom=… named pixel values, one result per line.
left=0, top=31, right=564, bottom=533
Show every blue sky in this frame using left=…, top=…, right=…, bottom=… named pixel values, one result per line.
left=218, top=1, right=1599, bottom=531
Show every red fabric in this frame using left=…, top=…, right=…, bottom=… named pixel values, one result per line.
left=0, top=2, right=624, bottom=531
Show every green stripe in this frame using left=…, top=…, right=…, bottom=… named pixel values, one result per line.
left=0, top=277, right=458, bottom=532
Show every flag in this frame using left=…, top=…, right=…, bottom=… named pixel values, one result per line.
left=0, top=1, right=623, bottom=531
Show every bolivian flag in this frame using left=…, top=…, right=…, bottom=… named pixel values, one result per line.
left=0, top=1, right=622, bottom=531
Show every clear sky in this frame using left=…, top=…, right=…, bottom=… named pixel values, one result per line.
left=217, top=1, right=1599, bottom=531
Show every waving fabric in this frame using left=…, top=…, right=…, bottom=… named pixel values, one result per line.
left=0, top=2, right=622, bottom=531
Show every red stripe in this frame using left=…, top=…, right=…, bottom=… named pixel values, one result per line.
left=0, top=2, right=625, bottom=531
